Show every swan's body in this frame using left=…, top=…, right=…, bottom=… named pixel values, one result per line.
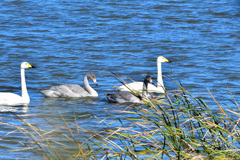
left=106, top=76, right=153, bottom=103
left=114, top=56, right=170, bottom=93
left=0, top=62, right=35, bottom=106
left=40, top=72, right=98, bottom=98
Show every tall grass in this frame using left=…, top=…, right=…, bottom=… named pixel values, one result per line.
left=1, top=77, right=240, bottom=159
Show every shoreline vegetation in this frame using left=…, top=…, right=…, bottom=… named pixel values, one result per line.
left=1, top=76, right=240, bottom=159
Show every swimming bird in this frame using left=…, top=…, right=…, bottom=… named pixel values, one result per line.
left=0, top=62, right=35, bottom=106
left=40, top=72, right=98, bottom=98
left=114, top=56, right=171, bottom=93
left=105, top=76, right=153, bottom=103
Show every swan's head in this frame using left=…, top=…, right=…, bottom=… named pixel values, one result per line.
left=88, top=72, right=98, bottom=86
left=145, top=76, right=154, bottom=85
left=157, top=56, right=171, bottom=63
left=20, top=62, right=36, bottom=69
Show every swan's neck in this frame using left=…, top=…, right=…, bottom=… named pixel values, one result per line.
left=157, top=62, right=164, bottom=89
left=21, top=69, right=30, bottom=102
left=142, top=80, right=149, bottom=98
left=84, top=75, right=98, bottom=96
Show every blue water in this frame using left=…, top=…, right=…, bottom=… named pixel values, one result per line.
left=0, top=0, right=240, bottom=159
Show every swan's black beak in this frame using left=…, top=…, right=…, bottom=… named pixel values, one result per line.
left=94, top=82, right=98, bottom=86
left=31, top=65, right=36, bottom=68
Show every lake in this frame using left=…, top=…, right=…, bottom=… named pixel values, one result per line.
left=0, top=0, right=240, bottom=159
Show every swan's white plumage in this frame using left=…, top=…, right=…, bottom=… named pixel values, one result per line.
left=115, top=82, right=164, bottom=93
left=0, top=93, right=27, bottom=106
left=0, top=62, right=34, bottom=106
left=114, top=56, right=170, bottom=93
left=40, top=72, right=98, bottom=98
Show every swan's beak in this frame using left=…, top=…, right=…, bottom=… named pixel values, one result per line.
left=27, top=63, right=36, bottom=68
left=94, top=81, right=98, bottom=86
left=164, top=57, right=172, bottom=63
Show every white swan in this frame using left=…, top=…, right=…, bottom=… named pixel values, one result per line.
left=114, top=56, right=171, bottom=93
left=40, top=72, right=98, bottom=98
left=0, top=62, right=35, bottom=106
left=105, top=76, right=153, bottom=103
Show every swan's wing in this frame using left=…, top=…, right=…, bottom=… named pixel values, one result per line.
left=146, top=84, right=164, bottom=93
left=0, top=93, right=25, bottom=105
left=114, top=82, right=163, bottom=93
left=40, top=89, right=62, bottom=98
left=105, top=91, right=141, bottom=103
left=113, top=82, right=143, bottom=92
left=41, top=84, right=89, bottom=98
left=61, top=84, right=90, bottom=97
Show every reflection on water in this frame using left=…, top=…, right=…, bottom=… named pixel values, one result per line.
left=0, top=105, right=29, bottom=113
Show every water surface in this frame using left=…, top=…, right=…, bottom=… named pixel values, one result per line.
left=0, top=0, right=240, bottom=159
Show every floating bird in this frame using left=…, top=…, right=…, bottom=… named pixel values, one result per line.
left=106, top=76, right=153, bottom=103
left=114, top=56, right=171, bottom=93
left=0, top=62, right=35, bottom=106
left=40, top=72, right=98, bottom=98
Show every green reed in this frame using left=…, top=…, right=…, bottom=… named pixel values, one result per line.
left=1, top=77, right=240, bottom=159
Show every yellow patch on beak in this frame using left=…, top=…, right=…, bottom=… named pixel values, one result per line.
left=164, top=57, right=169, bottom=62
left=27, top=63, right=33, bottom=68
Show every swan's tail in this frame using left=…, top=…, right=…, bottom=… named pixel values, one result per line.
left=40, top=90, right=61, bottom=98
